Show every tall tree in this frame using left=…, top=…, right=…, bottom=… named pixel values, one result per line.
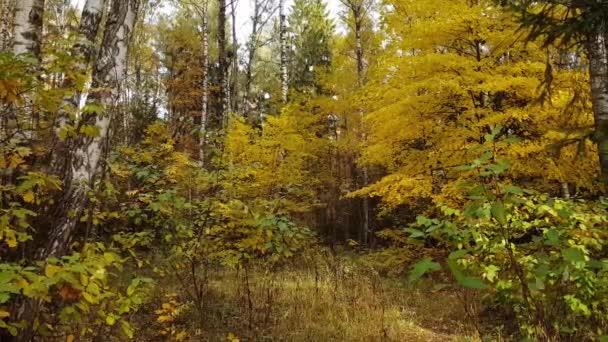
left=218, top=0, right=230, bottom=125
left=53, top=0, right=107, bottom=173
left=12, top=0, right=44, bottom=59
left=44, top=0, right=140, bottom=257
left=279, top=0, right=288, bottom=103
left=230, top=0, right=239, bottom=113
left=200, top=0, right=210, bottom=161
left=507, top=0, right=608, bottom=178
left=288, top=0, right=334, bottom=94
left=0, top=0, right=16, bottom=52
left=12, top=0, right=44, bottom=138
left=340, top=0, right=374, bottom=244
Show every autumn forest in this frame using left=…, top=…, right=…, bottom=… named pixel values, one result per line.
left=1, top=0, right=608, bottom=340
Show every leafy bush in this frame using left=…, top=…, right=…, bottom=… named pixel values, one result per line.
left=406, top=141, right=608, bottom=339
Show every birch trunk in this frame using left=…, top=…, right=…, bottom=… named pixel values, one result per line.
left=53, top=0, right=106, bottom=174
left=587, top=28, right=608, bottom=179
left=13, top=0, right=44, bottom=59
left=43, top=0, right=140, bottom=258
left=12, top=0, right=44, bottom=138
left=279, top=0, right=288, bottom=104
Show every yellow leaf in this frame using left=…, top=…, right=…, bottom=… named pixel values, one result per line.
left=22, top=191, right=35, bottom=204
left=0, top=309, right=10, bottom=318
left=66, top=334, right=75, bottom=342
left=5, top=231, right=17, bottom=248
left=45, top=264, right=62, bottom=278
left=175, top=331, right=188, bottom=341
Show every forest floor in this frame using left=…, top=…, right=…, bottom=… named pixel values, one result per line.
left=133, top=252, right=478, bottom=341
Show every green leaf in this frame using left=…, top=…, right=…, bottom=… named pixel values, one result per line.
left=0, top=292, right=10, bottom=304
left=545, top=229, right=560, bottom=246
left=106, top=314, right=116, bottom=326
left=562, top=248, right=585, bottom=264
left=486, top=162, right=509, bottom=174
left=459, top=276, right=488, bottom=290
left=503, top=185, right=523, bottom=195
left=404, top=228, right=424, bottom=238
left=454, top=164, right=474, bottom=172
left=409, top=259, right=441, bottom=282
left=448, top=249, right=468, bottom=260
left=491, top=203, right=507, bottom=225
left=121, top=321, right=134, bottom=339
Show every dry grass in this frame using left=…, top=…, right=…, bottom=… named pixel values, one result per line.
left=135, top=253, right=477, bottom=341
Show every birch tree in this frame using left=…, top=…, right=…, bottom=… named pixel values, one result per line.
left=185, top=0, right=210, bottom=162
left=53, top=0, right=106, bottom=174
left=11, top=0, right=44, bottom=139
left=12, top=0, right=44, bottom=59
left=44, top=0, right=140, bottom=257
left=279, top=0, right=288, bottom=103
left=508, top=1, right=608, bottom=178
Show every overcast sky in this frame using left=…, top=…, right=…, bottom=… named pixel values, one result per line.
left=71, top=0, right=344, bottom=43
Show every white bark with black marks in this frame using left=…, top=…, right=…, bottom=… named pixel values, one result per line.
left=279, top=0, right=288, bottom=104
left=53, top=0, right=106, bottom=173
left=587, top=28, right=608, bottom=178
left=13, top=0, right=44, bottom=59
left=44, top=0, right=140, bottom=258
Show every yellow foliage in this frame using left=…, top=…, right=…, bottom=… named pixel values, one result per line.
left=350, top=0, right=599, bottom=208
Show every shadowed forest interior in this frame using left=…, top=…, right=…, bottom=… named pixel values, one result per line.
left=2, top=0, right=608, bottom=340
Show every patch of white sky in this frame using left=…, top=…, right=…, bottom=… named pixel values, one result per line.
left=71, top=0, right=347, bottom=44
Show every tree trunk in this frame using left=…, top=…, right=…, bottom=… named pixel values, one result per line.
left=13, top=0, right=44, bottom=59
left=355, top=18, right=364, bottom=87
left=43, top=0, right=140, bottom=258
left=244, top=4, right=258, bottom=110
left=0, top=0, right=16, bottom=52
left=12, top=0, right=44, bottom=138
left=587, top=28, right=608, bottom=179
left=200, top=0, right=209, bottom=163
left=279, top=0, right=288, bottom=104
left=52, top=0, right=106, bottom=174
left=230, top=0, right=239, bottom=114
left=218, top=0, right=230, bottom=126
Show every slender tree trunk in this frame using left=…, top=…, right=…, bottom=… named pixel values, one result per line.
left=230, top=0, right=239, bottom=113
left=218, top=0, right=230, bottom=126
left=43, top=0, right=140, bottom=258
left=200, top=0, right=209, bottom=163
left=587, top=28, right=608, bottom=179
left=355, top=19, right=364, bottom=87
left=12, top=0, right=44, bottom=138
left=52, top=0, right=106, bottom=174
left=13, top=0, right=44, bottom=59
left=245, top=10, right=258, bottom=106
left=354, top=15, right=370, bottom=245
left=343, top=0, right=371, bottom=244
left=245, top=0, right=260, bottom=124
left=0, top=0, right=16, bottom=52
left=279, top=0, right=288, bottom=104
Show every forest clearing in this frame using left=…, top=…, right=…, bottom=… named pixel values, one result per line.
left=2, top=0, right=608, bottom=341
